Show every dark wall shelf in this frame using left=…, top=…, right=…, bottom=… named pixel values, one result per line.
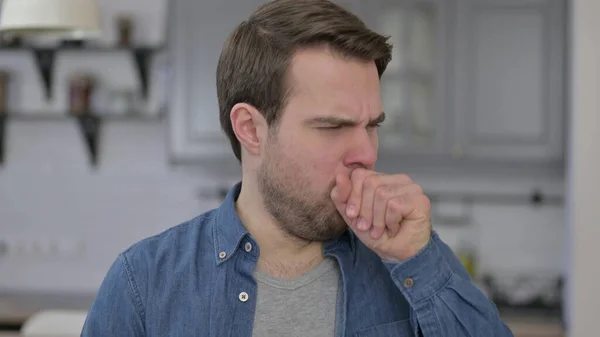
left=0, top=42, right=165, bottom=169
left=0, top=111, right=165, bottom=168
left=0, top=44, right=164, bottom=100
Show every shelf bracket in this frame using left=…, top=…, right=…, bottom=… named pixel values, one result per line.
left=132, top=47, right=153, bottom=99
left=32, top=48, right=56, bottom=100
left=0, top=114, right=5, bottom=166
left=75, top=115, right=102, bottom=167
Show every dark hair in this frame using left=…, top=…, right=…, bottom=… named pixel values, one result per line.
left=216, top=0, right=392, bottom=162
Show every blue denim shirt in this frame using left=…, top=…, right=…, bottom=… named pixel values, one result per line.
left=82, top=182, right=514, bottom=336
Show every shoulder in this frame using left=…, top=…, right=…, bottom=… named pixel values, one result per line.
left=87, top=209, right=220, bottom=327
left=120, top=209, right=217, bottom=272
left=107, top=208, right=218, bottom=302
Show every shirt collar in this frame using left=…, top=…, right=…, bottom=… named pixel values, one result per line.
left=212, top=182, right=250, bottom=265
left=213, top=181, right=356, bottom=264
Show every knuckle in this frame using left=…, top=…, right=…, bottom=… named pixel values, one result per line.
left=420, top=195, right=431, bottom=209
left=363, top=174, right=380, bottom=190
left=387, top=198, right=402, bottom=213
left=375, top=185, right=391, bottom=199
left=396, top=174, right=413, bottom=184
left=410, top=183, right=424, bottom=195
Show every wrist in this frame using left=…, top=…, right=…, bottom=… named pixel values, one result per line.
left=385, top=234, right=432, bottom=262
left=383, top=232, right=453, bottom=305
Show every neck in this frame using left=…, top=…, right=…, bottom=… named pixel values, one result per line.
left=235, top=178, right=324, bottom=279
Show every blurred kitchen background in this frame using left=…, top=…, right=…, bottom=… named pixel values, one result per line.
left=0, top=0, right=596, bottom=336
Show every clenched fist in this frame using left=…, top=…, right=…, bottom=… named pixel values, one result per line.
left=330, top=168, right=432, bottom=262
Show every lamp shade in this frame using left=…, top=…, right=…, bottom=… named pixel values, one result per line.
left=0, top=0, right=101, bottom=39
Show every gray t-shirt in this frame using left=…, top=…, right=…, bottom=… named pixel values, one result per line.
left=252, top=257, right=340, bottom=337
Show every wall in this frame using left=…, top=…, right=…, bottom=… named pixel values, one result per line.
left=567, top=0, right=600, bottom=335
left=0, top=120, right=226, bottom=293
left=0, top=0, right=566, bottom=297
left=0, top=0, right=227, bottom=294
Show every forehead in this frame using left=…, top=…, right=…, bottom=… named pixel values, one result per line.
left=284, top=46, right=382, bottom=119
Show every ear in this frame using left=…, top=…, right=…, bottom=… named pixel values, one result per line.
left=230, top=103, right=268, bottom=157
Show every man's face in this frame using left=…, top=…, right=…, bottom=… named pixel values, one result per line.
left=258, top=46, right=383, bottom=242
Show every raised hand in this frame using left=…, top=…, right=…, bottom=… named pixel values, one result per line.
left=330, top=168, right=432, bottom=262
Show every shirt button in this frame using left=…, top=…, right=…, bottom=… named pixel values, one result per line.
left=219, top=251, right=227, bottom=259
left=244, top=242, right=252, bottom=252
left=403, top=278, right=414, bottom=288
left=239, top=292, right=249, bottom=302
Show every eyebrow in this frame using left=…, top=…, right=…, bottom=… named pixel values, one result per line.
left=306, top=112, right=386, bottom=127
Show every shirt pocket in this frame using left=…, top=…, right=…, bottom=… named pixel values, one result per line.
left=354, top=319, right=414, bottom=337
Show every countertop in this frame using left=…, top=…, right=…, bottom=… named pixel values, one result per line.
left=0, top=291, right=95, bottom=325
left=503, top=315, right=564, bottom=337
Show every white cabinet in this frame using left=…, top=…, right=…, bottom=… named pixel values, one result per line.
left=166, top=0, right=268, bottom=164
left=451, top=0, right=566, bottom=163
left=166, top=0, right=567, bottom=171
left=362, top=0, right=451, bottom=156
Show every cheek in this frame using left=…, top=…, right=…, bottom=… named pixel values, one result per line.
left=308, top=150, right=345, bottom=184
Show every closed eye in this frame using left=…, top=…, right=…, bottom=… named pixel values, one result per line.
left=320, top=125, right=344, bottom=130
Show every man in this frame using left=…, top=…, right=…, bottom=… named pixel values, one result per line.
left=82, top=0, right=514, bottom=336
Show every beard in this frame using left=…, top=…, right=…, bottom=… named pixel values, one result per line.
left=257, top=141, right=347, bottom=242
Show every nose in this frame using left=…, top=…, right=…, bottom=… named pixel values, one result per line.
left=342, top=129, right=378, bottom=170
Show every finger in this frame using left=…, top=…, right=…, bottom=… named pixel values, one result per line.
left=331, top=173, right=353, bottom=217
left=376, top=181, right=418, bottom=238
left=392, top=184, right=429, bottom=221
left=346, top=168, right=373, bottom=219
left=331, top=173, right=352, bottom=206
left=403, top=183, right=424, bottom=198
left=370, top=184, right=392, bottom=239
left=386, top=208, right=402, bottom=238
left=385, top=195, right=411, bottom=235
left=385, top=192, right=430, bottom=234
left=357, top=174, right=382, bottom=232
left=332, top=173, right=363, bottom=229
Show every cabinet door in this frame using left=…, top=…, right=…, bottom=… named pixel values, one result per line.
left=166, top=0, right=268, bottom=164
left=452, top=0, right=566, bottom=163
left=361, top=0, right=451, bottom=156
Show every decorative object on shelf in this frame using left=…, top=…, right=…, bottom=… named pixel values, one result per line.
left=68, top=74, right=96, bottom=115
left=69, top=73, right=101, bottom=167
left=117, top=16, right=134, bottom=47
left=0, top=0, right=101, bottom=40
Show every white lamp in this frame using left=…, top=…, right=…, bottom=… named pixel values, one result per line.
left=0, top=0, right=101, bottom=39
